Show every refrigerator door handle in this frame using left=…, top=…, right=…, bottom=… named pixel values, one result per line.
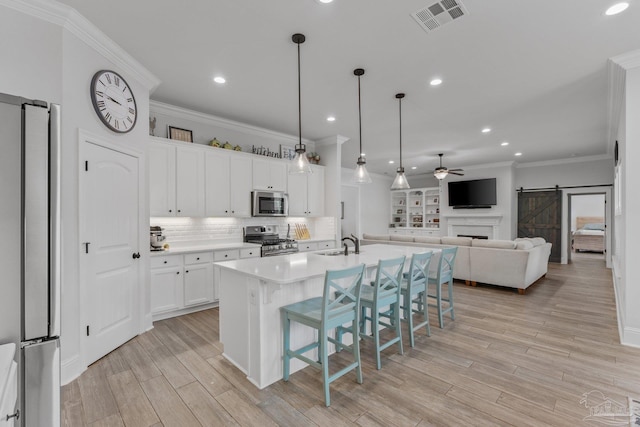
left=49, top=103, right=61, bottom=338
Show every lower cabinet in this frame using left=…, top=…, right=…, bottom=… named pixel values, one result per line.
left=183, top=253, right=214, bottom=307
left=297, top=240, right=336, bottom=252
left=150, top=264, right=184, bottom=315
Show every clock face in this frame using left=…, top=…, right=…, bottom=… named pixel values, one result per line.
left=90, top=70, right=137, bottom=133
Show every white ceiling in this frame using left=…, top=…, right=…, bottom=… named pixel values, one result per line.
left=58, top=0, right=639, bottom=176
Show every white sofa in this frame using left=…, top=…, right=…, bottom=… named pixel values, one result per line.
left=360, top=234, right=552, bottom=294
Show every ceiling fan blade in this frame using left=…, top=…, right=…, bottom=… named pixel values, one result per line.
left=449, top=168, right=464, bottom=172
left=449, top=171, right=465, bottom=176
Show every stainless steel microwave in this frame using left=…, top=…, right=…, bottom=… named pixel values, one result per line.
left=252, top=191, right=289, bottom=217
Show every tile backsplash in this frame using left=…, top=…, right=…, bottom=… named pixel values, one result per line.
left=150, top=216, right=336, bottom=244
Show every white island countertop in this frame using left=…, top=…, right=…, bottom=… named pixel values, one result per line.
left=216, top=244, right=439, bottom=284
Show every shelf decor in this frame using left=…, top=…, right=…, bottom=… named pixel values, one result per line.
left=168, top=126, right=193, bottom=142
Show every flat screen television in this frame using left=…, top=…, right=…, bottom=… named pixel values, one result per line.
left=448, top=178, right=497, bottom=208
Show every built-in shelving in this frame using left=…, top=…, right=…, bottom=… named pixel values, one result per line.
left=390, top=187, right=441, bottom=236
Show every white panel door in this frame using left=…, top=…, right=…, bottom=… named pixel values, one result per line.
left=81, top=142, right=139, bottom=365
left=229, top=156, right=252, bottom=216
left=176, top=146, right=205, bottom=217
left=205, top=150, right=231, bottom=216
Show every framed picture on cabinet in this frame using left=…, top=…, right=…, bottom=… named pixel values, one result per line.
left=280, top=144, right=296, bottom=160
left=168, top=126, right=193, bottom=142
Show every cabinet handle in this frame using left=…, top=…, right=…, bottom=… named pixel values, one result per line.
left=186, top=270, right=189, bottom=273
left=224, top=254, right=228, bottom=258
left=176, top=271, right=179, bottom=275
left=163, top=260, right=167, bottom=264
left=169, top=209, right=172, bottom=213
left=196, top=257, right=200, bottom=260
left=132, top=252, right=141, bottom=259
left=232, top=210, right=235, bottom=213
left=225, top=210, right=228, bottom=213
left=178, top=209, right=181, bottom=213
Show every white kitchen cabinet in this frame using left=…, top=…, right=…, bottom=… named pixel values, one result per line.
left=252, top=158, right=287, bottom=191
left=205, top=151, right=252, bottom=217
left=150, top=255, right=184, bottom=315
left=287, top=165, right=324, bottom=216
left=176, top=146, right=205, bottom=217
left=213, top=249, right=240, bottom=301
left=148, top=140, right=205, bottom=217
left=148, top=142, right=176, bottom=216
left=183, top=262, right=214, bottom=307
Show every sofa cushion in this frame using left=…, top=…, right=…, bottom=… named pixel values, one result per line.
left=472, top=239, right=517, bottom=249
left=414, top=236, right=441, bottom=244
left=390, top=235, right=415, bottom=242
left=516, top=237, right=546, bottom=247
left=515, top=240, right=534, bottom=250
left=362, top=233, right=390, bottom=241
left=441, top=236, right=473, bottom=246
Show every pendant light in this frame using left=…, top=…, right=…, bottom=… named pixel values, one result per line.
left=391, top=93, right=410, bottom=190
left=352, top=68, right=372, bottom=184
left=290, top=33, right=312, bottom=175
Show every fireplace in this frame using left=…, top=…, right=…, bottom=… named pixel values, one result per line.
left=444, top=214, right=503, bottom=240
left=457, top=234, right=488, bottom=239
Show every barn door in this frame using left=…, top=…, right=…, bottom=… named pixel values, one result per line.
left=518, top=190, right=562, bottom=262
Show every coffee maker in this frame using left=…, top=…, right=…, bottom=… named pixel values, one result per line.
left=150, top=226, right=166, bottom=251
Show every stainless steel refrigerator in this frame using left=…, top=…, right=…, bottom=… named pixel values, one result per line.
left=0, top=93, right=61, bottom=426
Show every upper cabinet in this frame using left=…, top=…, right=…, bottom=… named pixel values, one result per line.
left=205, top=150, right=252, bottom=217
left=149, top=141, right=205, bottom=217
left=287, top=165, right=324, bottom=217
left=252, top=158, right=287, bottom=192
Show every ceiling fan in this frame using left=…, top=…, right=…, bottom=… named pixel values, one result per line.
left=433, top=153, right=464, bottom=180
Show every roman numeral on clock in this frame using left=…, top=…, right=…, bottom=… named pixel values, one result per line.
left=105, top=112, right=112, bottom=123
left=106, top=73, right=112, bottom=84
left=114, top=75, right=120, bottom=86
left=95, top=90, right=104, bottom=98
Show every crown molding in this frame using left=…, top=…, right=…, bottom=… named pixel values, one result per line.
left=607, top=49, right=640, bottom=153
left=0, top=0, right=160, bottom=92
left=150, top=100, right=312, bottom=145
left=515, top=153, right=611, bottom=169
left=315, top=135, right=350, bottom=146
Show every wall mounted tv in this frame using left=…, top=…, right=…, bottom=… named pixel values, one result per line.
left=448, top=178, right=497, bottom=208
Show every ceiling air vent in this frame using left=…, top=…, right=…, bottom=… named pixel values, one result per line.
left=411, top=0, right=469, bottom=34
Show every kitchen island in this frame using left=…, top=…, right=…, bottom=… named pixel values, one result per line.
left=216, top=243, right=441, bottom=389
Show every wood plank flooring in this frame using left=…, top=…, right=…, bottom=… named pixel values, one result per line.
left=62, top=257, right=640, bottom=426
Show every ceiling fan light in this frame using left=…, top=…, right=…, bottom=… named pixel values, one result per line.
left=391, top=167, right=410, bottom=190
left=434, top=169, right=448, bottom=180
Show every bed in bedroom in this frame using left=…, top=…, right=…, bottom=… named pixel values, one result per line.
left=572, top=216, right=605, bottom=253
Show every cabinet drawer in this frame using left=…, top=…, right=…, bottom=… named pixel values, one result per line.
left=151, top=255, right=183, bottom=269
left=214, top=249, right=239, bottom=262
left=184, top=252, right=213, bottom=265
left=317, top=241, right=335, bottom=250
left=240, top=248, right=260, bottom=259
left=299, top=242, right=318, bottom=252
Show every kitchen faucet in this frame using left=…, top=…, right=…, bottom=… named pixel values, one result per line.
left=341, top=234, right=360, bottom=255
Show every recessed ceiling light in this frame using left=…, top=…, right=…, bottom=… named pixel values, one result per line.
left=411, top=166, right=417, bottom=170
left=482, top=128, right=491, bottom=133
left=514, top=152, right=522, bottom=156
left=315, top=0, right=333, bottom=3
left=606, top=2, right=629, bottom=15
left=389, top=160, right=395, bottom=164
left=430, top=78, right=443, bottom=86
left=501, top=141, right=509, bottom=146
left=213, top=76, right=226, bottom=84
left=326, top=116, right=336, bottom=122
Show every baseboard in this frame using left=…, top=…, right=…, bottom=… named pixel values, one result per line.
left=622, top=327, right=640, bottom=348
left=61, top=354, right=85, bottom=386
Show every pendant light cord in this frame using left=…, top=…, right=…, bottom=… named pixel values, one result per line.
left=358, top=74, right=362, bottom=156
left=297, top=41, right=302, bottom=149
left=398, top=95, right=403, bottom=170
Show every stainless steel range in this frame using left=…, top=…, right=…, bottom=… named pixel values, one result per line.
left=244, top=225, right=299, bottom=257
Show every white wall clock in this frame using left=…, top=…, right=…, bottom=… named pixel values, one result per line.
left=90, top=70, right=137, bottom=133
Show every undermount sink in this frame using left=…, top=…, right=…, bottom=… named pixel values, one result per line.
left=317, top=249, right=357, bottom=256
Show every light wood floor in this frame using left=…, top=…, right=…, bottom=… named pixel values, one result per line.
left=62, top=257, right=640, bottom=426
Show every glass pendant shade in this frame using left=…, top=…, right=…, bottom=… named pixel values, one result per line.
left=391, top=93, right=410, bottom=190
left=290, top=33, right=312, bottom=175
left=391, top=167, right=410, bottom=190
left=352, top=68, right=371, bottom=184
left=291, top=144, right=313, bottom=174
left=352, top=157, right=372, bottom=183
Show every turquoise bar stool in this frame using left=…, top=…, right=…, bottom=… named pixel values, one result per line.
left=339, top=256, right=406, bottom=370
left=428, top=246, right=458, bottom=328
left=281, top=263, right=366, bottom=407
left=400, top=251, right=433, bottom=347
